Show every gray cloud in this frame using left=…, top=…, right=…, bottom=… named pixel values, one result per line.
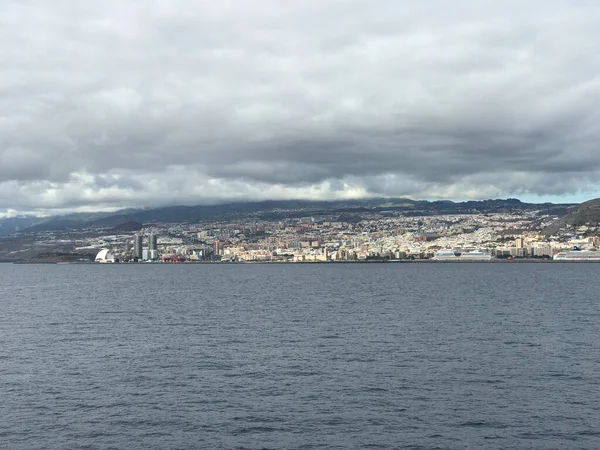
left=1, top=0, right=600, bottom=214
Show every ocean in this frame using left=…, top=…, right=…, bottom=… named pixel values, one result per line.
left=1, top=262, right=599, bottom=449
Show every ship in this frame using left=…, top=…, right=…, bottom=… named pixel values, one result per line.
left=432, top=249, right=492, bottom=261
left=553, top=249, right=600, bottom=261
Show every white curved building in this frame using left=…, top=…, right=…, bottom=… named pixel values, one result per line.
left=95, top=249, right=115, bottom=263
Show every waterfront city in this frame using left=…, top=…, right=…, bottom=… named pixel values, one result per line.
left=66, top=209, right=600, bottom=263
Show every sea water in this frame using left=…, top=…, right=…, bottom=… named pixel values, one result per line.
left=1, top=263, right=599, bottom=449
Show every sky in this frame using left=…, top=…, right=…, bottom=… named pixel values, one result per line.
left=1, top=0, right=600, bottom=216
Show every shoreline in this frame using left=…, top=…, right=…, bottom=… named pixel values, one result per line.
left=7, top=258, right=600, bottom=265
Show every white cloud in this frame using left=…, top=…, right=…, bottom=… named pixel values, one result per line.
left=1, top=0, right=600, bottom=214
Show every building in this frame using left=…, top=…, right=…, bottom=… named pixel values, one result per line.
left=95, top=249, right=115, bottom=263
left=532, top=244, right=553, bottom=257
left=149, top=233, right=158, bottom=251
left=213, top=240, right=221, bottom=256
left=510, top=247, right=525, bottom=258
left=134, top=234, right=143, bottom=260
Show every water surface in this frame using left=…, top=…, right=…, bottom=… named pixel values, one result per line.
left=1, top=263, right=599, bottom=449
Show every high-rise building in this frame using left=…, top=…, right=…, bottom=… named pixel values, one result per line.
left=149, top=233, right=158, bottom=251
left=532, top=244, right=553, bottom=257
left=213, top=240, right=220, bottom=256
left=134, top=234, right=143, bottom=260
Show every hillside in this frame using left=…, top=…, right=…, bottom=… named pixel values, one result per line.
left=17, top=198, right=423, bottom=232
left=0, top=216, right=45, bottom=236
left=110, top=221, right=143, bottom=233
left=0, top=197, right=574, bottom=235
left=13, top=209, right=142, bottom=234
left=544, top=198, right=600, bottom=235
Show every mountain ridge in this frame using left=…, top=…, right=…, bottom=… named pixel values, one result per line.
left=543, top=198, right=600, bottom=235
left=0, top=197, right=578, bottom=236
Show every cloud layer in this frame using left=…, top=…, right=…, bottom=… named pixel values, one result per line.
left=2, top=0, right=600, bottom=213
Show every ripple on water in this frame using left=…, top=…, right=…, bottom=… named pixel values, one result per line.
left=1, top=263, right=599, bottom=449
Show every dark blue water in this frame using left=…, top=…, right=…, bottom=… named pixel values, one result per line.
left=1, top=263, right=599, bottom=449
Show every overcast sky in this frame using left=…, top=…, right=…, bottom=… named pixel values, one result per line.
left=1, top=0, right=600, bottom=216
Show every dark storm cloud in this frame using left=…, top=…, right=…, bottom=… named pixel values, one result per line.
left=1, top=0, right=600, bottom=213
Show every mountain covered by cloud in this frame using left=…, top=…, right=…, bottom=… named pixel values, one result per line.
left=1, top=0, right=600, bottom=215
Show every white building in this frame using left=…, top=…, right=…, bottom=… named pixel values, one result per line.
left=95, top=249, right=115, bottom=263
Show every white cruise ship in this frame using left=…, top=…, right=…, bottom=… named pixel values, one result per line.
left=432, top=249, right=492, bottom=261
left=553, top=250, right=600, bottom=261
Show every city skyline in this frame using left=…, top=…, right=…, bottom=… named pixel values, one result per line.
left=2, top=1, right=600, bottom=215
left=4, top=195, right=597, bottom=264
left=20, top=203, right=600, bottom=264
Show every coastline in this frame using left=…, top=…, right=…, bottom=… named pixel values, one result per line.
left=8, top=258, right=600, bottom=265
